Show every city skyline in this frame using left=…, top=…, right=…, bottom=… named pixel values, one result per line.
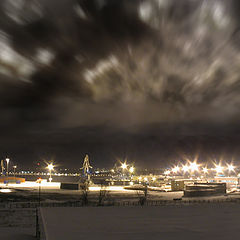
left=0, top=0, right=240, bottom=167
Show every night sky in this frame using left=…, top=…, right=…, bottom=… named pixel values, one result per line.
left=1, top=0, right=240, bottom=169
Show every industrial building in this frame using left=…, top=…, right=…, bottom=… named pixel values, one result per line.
left=0, top=176, right=25, bottom=184
left=184, top=183, right=226, bottom=197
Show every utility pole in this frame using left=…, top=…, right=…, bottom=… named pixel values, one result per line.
left=1, top=160, right=4, bottom=176
left=13, top=166, right=17, bottom=178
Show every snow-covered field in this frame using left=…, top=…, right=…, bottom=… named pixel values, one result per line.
left=0, top=209, right=36, bottom=240
left=0, top=227, right=35, bottom=240
left=0, top=181, right=60, bottom=190
left=1, top=181, right=240, bottom=203
left=1, top=181, right=240, bottom=239
left=40, top=205, right=240, bottom=240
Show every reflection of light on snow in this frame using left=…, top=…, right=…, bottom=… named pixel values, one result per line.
left=89, top=186, right=101, bottom=191
left=0, top=181, right=60, bottom=189
left=108, top=186, right=125, bottom=191
left=0, top=189, right=12, bottom=193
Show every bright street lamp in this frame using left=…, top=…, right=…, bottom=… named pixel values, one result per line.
left=164, top=170, right=171, bottom=175
left=121, top=162, right=127, bottom=170
left=13, top=165, right=17, bottom=177
left=6, top=158, right=10, bottom=176
left=172, top=166, right=180, bottom=173
left=202, top=167, right=208, bottom=174
left=214, top=164, right=224, bottom=174
left=189, top=162, right=199, bottom=172
left=227, top=164, right=235, bottom=172
left=129, top=166, right=134, bottom=174
left=47, top=163, right=54, bottom=182
left=182, top=165, right=189, bottom=173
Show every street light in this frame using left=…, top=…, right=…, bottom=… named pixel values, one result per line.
left=120, top=162, right=127, bottom=179
left=227, top=164, right=235, bottom=177
left=47, top=163, right=54, bottom=182
left=6, top=158, right=10, bottom=176
left=121, top=162, right=127, bottom=170
left=182, top=165, right=189, bottom=173
left=227, top=164, right=235, bottom=172
left=13, top=165, right=17, bottom=178
left=172, top=166, right=180, bottom=174
left=129, top=166, right=134, bottom=174
left=164, top=170, right=171, bottom=175
left=214, top=164, right=224, bottom=174
left=1, top=160, right=4, bottom=176
left=202, top=167, right=208, bottom=174
left=189, top=162, right=199, bottom=172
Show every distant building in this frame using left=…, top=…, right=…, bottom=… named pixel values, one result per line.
left=184, top=183, right=226, bottom=197
left=211, top=177, right=240, bottom=189
left=0, top=176, right=25, bottom=184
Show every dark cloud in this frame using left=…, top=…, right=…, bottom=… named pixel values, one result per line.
left=0, top=0, right=240, bottom=167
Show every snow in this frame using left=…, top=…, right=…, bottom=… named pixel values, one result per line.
left=0, top=209, right=36, bottom=239
left=0, top=181, right=60, bottom=189
left=40, top=205, right=240, bottom=240
left=0, top=227, right=35, bottom=240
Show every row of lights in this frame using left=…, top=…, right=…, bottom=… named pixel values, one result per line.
left=164, top=162, right=236, bottom=175
left=138, top=176, right=156, bottom=182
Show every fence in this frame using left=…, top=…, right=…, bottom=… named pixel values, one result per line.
left=0, top=197, right=240, bottom=209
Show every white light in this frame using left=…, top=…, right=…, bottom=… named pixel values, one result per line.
left=172, top=166, right=180, bottom=173
left=47, top=163, right=54, bottom=171
left=227, top=164, right=235, bottom=172
left=121, top=163, right=127, bottom=170
left=164, top=170, right=171, bottom=175
left=0, top=189, right=12, bottom=193
left=189, top=162, right=199, bottom=172
left=202, top=167, right=208, bottom=174
left=215, top=165, right=224, bottom=173
left=6, top=158, right=9, bottom=163
left=129, top=166, right=134, bottom=173
left=182, top=165, right=189, bottom=173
